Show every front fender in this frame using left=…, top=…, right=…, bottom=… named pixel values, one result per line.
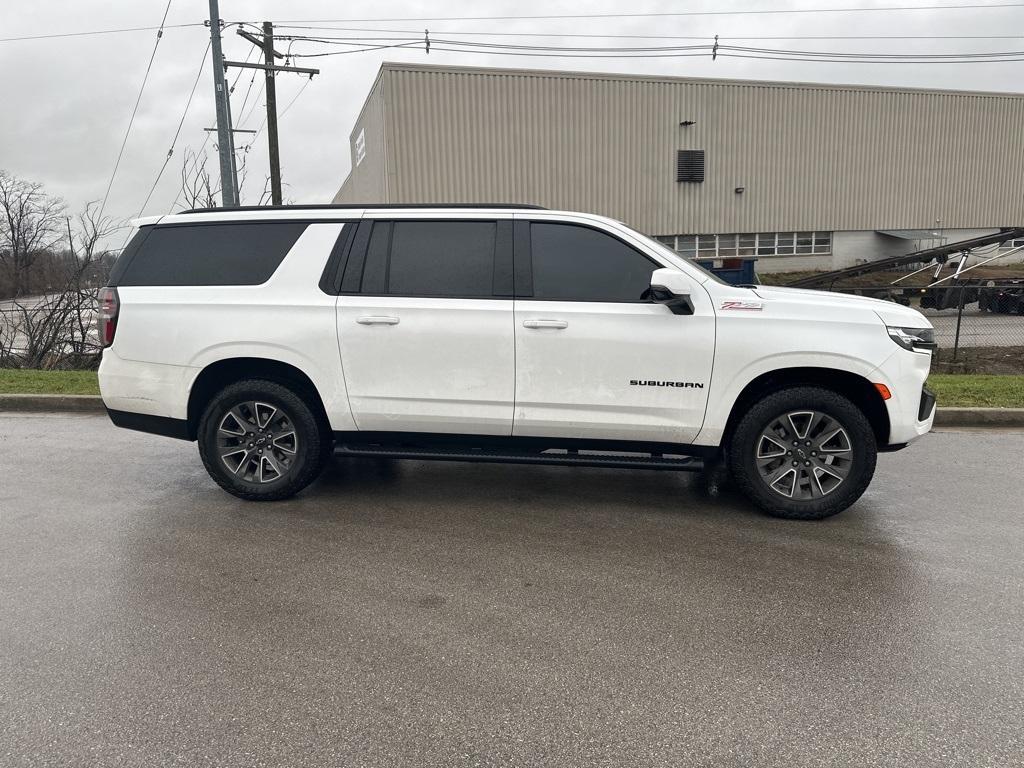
left=695, top=351, right=883, bottom=446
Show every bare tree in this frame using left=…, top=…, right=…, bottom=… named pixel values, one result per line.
left=177, top=149, right=220, bottom=211
left=255, top=174, right=275, bottom=206
left=176, top=145, right=279, bottom=210
left=0, top=202, right=119, bottom=369
left=0, top=170, right=67, bottom=298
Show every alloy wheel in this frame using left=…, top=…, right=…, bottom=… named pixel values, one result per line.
left=217, top=401, right=299, bottom=484
left=755, top=410, right=853, bottom=500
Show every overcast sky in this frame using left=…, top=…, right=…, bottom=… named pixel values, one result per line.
left=2, top=0, right=1022, bottom=235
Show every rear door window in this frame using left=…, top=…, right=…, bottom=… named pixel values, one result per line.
left=357, top=220, right=497, bottom=298
left=115, top=222, right=307, bottom=286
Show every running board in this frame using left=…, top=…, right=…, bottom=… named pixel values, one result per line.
left=334, top=444, right=706, bottom=472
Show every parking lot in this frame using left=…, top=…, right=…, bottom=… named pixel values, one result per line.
left=1, top=414, right=1022, bottom=767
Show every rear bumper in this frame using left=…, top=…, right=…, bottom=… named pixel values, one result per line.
left=98, top=348, right=195, bottom=420
left=106, top=408, right=192, bottom=441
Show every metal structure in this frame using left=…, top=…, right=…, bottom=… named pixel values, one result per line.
left=206, top=0, right=239, bottom=207
left=334, top=63, right=1024, bottom=240
left=784, top=228, right=1024, bottom=289
left=231, top=24, right=319, bottom=206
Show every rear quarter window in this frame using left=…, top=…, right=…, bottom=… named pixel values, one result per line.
left=114, top=222, right=308, bottom=286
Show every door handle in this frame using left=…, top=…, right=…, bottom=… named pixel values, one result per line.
left=356, top=315, right=400, bottom=325
left=522, top=319, right=568, bottom=329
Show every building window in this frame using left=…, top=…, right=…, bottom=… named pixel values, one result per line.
left=657, top=232, right=832, bottom=258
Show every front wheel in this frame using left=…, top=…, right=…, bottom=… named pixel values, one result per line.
left=197, top=379, right=330, bottom=501
left=728, top=387, right=877, bottom=520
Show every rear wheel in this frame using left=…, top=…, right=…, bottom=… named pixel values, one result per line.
left=198, top=379, right=329, bottom=501
left=728, top=386, right=877, bottom=520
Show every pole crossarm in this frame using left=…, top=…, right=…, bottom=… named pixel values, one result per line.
left=223, top=60, right=320, bottom=76
left=236, top=29, right=283, bottom=58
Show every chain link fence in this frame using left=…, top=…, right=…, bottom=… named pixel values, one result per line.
left=828, top=282, right=1024, bottom=374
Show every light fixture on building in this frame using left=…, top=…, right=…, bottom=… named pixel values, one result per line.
left=735, top=187, right=745, bottom=194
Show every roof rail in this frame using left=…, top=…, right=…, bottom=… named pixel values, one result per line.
left=180, top=203, right=548, bottom=214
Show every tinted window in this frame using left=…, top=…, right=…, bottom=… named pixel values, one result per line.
left=360, top=221, right=391, bottom=294
left=529, top=223, right=657, bottom=302
left=387, top=221, right=495, bottom=297
left=107, top=226, right=153, bottom=286
left=116, top=222, right=307, bottom=286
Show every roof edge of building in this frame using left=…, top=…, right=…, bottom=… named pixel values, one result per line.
left=377, top=60, right=1024, bottom=99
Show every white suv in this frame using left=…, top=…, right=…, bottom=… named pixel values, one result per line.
left=98, top=205, right=936, bottom=519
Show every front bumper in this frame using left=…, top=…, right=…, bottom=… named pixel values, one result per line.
left=874, top=347, right=935, bottom=445
left=918, top=385, right=936, bottom=423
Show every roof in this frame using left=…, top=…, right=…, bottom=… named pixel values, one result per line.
left=376, top=61, right=1024, bottom=100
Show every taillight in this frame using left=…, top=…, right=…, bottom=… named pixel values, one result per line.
left=97, top=287, right=119, bottom=348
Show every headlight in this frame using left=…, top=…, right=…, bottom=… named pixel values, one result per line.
left=887, top=326, right=936, bottom=352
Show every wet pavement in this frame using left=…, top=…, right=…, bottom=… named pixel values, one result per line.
left=1, top=414, right=1022, bottom=767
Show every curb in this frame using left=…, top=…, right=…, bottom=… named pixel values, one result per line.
left=2, top=395, right=1023, bottom=428
left=0, top=394, right=106, bottom=413
left=932, top=407, right=1024, bottom=428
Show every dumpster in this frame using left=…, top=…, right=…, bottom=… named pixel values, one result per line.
left=695, top=256, right=758, bottom=285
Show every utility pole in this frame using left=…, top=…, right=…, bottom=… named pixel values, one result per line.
left=234, top=24, right=318, bottom=207
left=262, top=22, right=282, bottom=205
left=207, top=0, right=239, bottom=207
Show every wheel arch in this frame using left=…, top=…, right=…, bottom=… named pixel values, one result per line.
left=186, top=357, right=330, bottom=440
left=721, top=366, right=890, bottom=450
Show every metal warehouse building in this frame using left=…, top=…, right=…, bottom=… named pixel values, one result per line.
left=334, top=63, right=1024, bottom=272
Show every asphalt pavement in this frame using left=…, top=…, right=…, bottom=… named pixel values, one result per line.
left=1, top=414, right=1022, bottom=767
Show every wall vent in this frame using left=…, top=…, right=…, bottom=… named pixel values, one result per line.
left=676, top=150, right=705, bottom=183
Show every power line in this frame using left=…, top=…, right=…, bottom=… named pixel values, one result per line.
left=137, top=39, right=211, bottom=217
left=275, top=32, right=1024, bottom=62
left=273, top=24, right=1024, bottom=42
left=238, top=78, right=266, bottom=127
left=722, top=43, right=1023, bottom=57
left=233, top=76, right=312, bottom=203
left=230, top=42, right=259, bottom=91
left=97, top=0, right=174, bottom=223
left=279, top=78, right=312, bottom=119
left=0, top=22, right=203, bottom=44
left=424, top=44, right=1024, bottom=62
left=717, top=50, right=1024, bottom=62
left=289, top=41, right=425, bottom=58
left=233, top=47, right=262, bottom=120
left=244, top=76, right=310, bottom=149
left=268, top=3, right=1024, bottom=23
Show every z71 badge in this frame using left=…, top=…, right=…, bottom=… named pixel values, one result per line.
left=720, top=300, right=764, bottom=311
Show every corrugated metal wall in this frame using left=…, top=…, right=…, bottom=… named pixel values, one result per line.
left=333, top=74, right=388, bottom=204
left=335, top=64, right=1024, bottom=234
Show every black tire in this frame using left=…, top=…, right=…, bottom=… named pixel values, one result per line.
left=197, top=378, right=329, bottom=501
left=728, top=386, right=877, bottom=520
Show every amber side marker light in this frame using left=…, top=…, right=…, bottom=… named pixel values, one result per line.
left=874, top=383, right=893, bottom=400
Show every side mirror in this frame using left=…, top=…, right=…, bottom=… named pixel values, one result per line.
left=649, top=268, right=694, bottom=315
